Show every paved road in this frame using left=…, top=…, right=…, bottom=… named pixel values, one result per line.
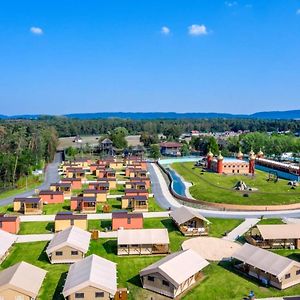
left=0, top=152, right=62, bottom=207
left=223, top=218, right=260, bottom=241
left=148, top=162, right=300, bottom=219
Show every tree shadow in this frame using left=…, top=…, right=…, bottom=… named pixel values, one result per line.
left=38, top=243, right=50, bottom=263
left=160, top=218, right=177, bottom=233
left=102, top=240, right=117, bottom=255
left=128, top=274, right=142, bottom=288
left=100, top=220, right=111, bottom=230
left=46, top=222, right=54, bottom=232
left=53, top=271, right=68, bottom=300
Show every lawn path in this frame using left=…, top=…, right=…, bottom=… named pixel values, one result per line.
left=16, top=233, right=54, bottom=243
left=223, top=218, right=260, bottom=241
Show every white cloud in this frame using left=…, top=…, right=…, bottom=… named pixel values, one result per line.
left=161, top=26, right=170, bottom=35
left=188, top=24, right=208, bottom=36
left=225, top=1, right=238, bottom=7
left=30, top=27, right=43, bottom=35
left=296, top=9, right=300, bottom=15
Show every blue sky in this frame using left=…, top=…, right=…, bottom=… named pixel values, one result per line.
left=0, top=0, right=300, bottom=115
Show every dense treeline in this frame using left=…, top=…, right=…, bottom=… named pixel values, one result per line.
left=0, top=120, right=58, bottom=189
left=37, top=116, right=300, bottom=137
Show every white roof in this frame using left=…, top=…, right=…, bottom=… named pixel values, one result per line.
left=257, top=224, right=300, bottom=240
left=63, top=254, right=117, bottom=297
left=118, top=229, right=169, bottom=245
left=0, top=229, right=16, bottom=259
left=232, top=243, right=300, bottom=279
left=256, top=157, right=299, bottom=171
left=140, top=249, right=209, bottom=288
left=46, top=226, right=91, bottom=255
left=170, top=206, right=210, bottom=225
left=0, top=261, right=47, bottom=298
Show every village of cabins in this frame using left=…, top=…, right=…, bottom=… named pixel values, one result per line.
left=2, top=155, right=300, bottom=299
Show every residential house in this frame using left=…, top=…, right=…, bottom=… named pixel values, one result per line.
left=66, top=167, right=86, bottom=180
left=124, top=188, right=149, bottom=198
left=99, top=138, right=114, bottom=156
left=112, top=211, right=143, bottom=230
left=62, top=254, right=117, bottom=300
left=55, top=212, right=87, bottom=232
left=0, top=214, right=20, bottom=234
left=98, top=178, right=117, bottom=189
left=125, top=181, right=147, bottom=190
left=130, top=177, right=151, bottom=189
left=117, top=228, right=169, bottom=255
left=159, top=142, right=182, bottom=156
left=46, top=226, right=91, bottom=264
left=70, top=196, right=97, bottom=213
left=170, top=206, right=210, bottom=236
left=13, top=197, right=43, bottom=215
left=140, top=249, right=209, bottom=298
left=0, top=261, right=46, bottom=299
left=232, top=243, right=300, bottom=289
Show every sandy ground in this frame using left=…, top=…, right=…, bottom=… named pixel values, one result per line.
left=181, top=236, right=241, bottom=261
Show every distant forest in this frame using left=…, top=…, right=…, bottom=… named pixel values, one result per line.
left=0, top=117, right=299, bottom=190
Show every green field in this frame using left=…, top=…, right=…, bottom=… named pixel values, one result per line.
left=172, top=162, right=300, bottom=205
left=3, top=217, right=300, bottom=299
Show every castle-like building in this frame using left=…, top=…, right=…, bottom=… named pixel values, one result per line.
left=206, top=149, right=264, bottom=175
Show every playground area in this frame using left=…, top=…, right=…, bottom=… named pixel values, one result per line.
left=171, top=162, right=300, bottom=205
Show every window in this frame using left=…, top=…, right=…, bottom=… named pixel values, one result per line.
left=55, top=251, right=63, bottom=256
left=0, top=222, right=2, bottom=228
left=132, top=244, right=138, bottom=247
left=71, top=250, right=78, bottom=255
left=71, top=219, right=74, bottom=226
left=75, top=293, right=84, bottom=298
left=148, top=276, right=155, bottom=282
left=15, top=296, right=24, bottom=300
left=127, top=217, right=131, bottom=224
left=95, top=292, right=104, bottom=298
left=296, top=270, right=300, bottom=275
left=285, top=273, right=291, bottom=279
left=162, top=280, right=170, bottom=287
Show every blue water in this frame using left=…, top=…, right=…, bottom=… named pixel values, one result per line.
left=159, top=156, right=202, bottom=165
left=255, top=165, right=300, bottom=182
left=167, top=168, right=187, bottom=196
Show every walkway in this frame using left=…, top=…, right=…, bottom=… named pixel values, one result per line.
left=19, top=211, right=170, bottom=222
left=16, top=233, right=54, bottom=243
left=0, top=152, right=61, bottom=207
left=223, top=218, right=260, bottom=241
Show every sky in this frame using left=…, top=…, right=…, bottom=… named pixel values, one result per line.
left=0, top=0, right=300, bottom=115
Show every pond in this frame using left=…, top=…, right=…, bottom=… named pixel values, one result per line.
left=166, top=167, right=187, bottom=197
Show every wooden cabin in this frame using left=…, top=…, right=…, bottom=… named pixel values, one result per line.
left=61, top=178, right=82, bottom=190
left=117, top=229, right=169, bottom=256
left=46, top=226, right=91, bottom=264
left=70, top=196, right=97, bottom=213
left=121, top=195, right=148, bottom=212
left=50, top=183, right=72, bottom=196
left=170, top=206, right=210, bottom=236
left=54, top=212, right=87, bottom=232
left=39, top=190, right=64, bottom=204
left=88, top=181, right=109, bottom=191
left=13, top=197, right=43, bottom=215
left=0, top=214, right=20, bottom=234
left=83, top=189, right=107, bottom=203
left=112, top=211, right=143, bottom=230
left=140, top=249, right=209, bottom=298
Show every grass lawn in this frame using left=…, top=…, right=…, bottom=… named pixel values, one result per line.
left=0, top=176, right=43, bottom=201
left=172, top=162, right=300, bottom=205
left=19, top=221, right=54, bottom=234
left=258, top=218, right=285, bottom=225
left=109, top=184, right=125, bottom=195
left=5, top=220, right=300, bottom=299
left=43, top=200, right=70, bottom=214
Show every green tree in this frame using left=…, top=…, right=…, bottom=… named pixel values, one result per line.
left=181, top=143, right=190, bottom=156
left=109, top=127, right=128, bottom=149
left=150, top=144, right=160, bottom=159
